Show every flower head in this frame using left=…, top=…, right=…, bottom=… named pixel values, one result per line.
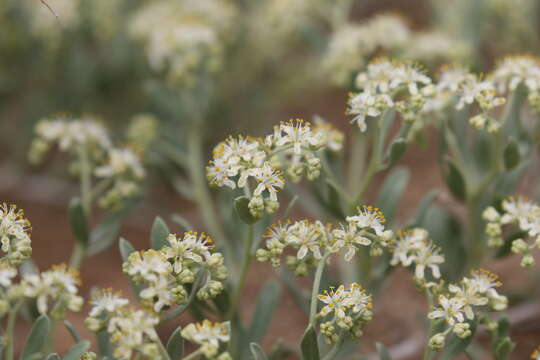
left=182, top=320, right=230, bottom=358
left=0, top=203, right=32, bottom=265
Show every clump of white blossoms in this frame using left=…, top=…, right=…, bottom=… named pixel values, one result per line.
left=0, top=203, right=32, bottom=265
left=490, top=55, right=540, bottom=113
left=427, top=269, right=507, bottom=350
left=483, top=196, right=540, bottom=267
left=207, top=118, right=341, bottom=218
left=181, top=320, right=232, bottom=359
left=323, top=14, right=410, bottom=86
left=29, top=115, right=111, bottom=164
left=85, top=289, right=162, bottom=359
left=318, top=283, right=373, bottom=343
left=403, top=32, right=470, bottom=64
left=129, top=0, right=236, bottom=87
left=347, top=58, right=434, bottom=130
left=389, top=228, right=445, bottom=282
left=123, top=231, right=228, bottom=313
left=256, top=205, right=392, bottom=275
left=19, top=264, right=83, bottom=320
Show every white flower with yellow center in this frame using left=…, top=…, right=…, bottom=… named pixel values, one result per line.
left=0, top=262, right=17, bottom=287
left=331, top=223, right=371, bottom=261
left=123, top=249, right=171, bottom=282
left=468, top=269, right=503, bottom=299
left=448, top=282, right=488, bottom=320
left=347, top=91, right=393, bottom=132
left=501, top=196, right=539, bottom=227
left=414, top=243, right=444, bottom=279
left=346, top=206, right=386, bottom=236
left=250, top=163, right=285, bottom=201
left=275, top=119, right=323, bottom=155
left=0, top=203, right=32, bottom=265
left=491, top=55, right=540, bottom=94
left=346, top=283, right=373, bottom=313
left=288, top=220, right=324, bottom=260
left=318, top=285, right=349, bottom=318
left=428, top=295, right=465, bottom=326
left=182, top=320, right=230, bottom=358
left=163, top=232, right=213, bottom=273
left=95, top=148, right=145, bottom=180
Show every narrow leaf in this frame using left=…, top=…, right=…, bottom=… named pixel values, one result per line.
left=69, top=198, right=89, bottom=247
left=64, top=320, right=82, bottom=342
left=300, top=326, right=320, bottom=360
left=494, top=337, right=514, bottom=360
left=151, top=216, right=170, bottom=250
left=385, top=138, right=407, bottom=167
left=376, top=343, right=392, bottom=360
left=21, top=315, right=50, bottom=360
left=503, top=139, right=520, bottom=170
left=249, top=280, right=282, bottom=343
left=63, top=341, right=91, bottom=360
left=166, top=327, right=184, bottom=360
left=442, top=158, right=466, bottom=201
left=376, top=167, right=410, bottom=224
left=250, top=343, right=269, bottom=360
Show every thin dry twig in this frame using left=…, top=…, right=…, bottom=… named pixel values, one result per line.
left=40, top=0, right=58, bottom=18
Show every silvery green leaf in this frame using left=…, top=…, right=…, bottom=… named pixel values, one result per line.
left=376, top=167, right=409, bottom=224
left=151, top=216, right=170, bottom=250
left=503, top=139, right=520, bottom=170
left=439, top=319, right=477, bottom=360
left=63, top=341, right=91, bottom=360
left=442, top=158, right=466, bottom=201
left=63, top=320, right=81, bottom=342
left=21, top=315, right=50, bottom=360
left=97, top=330, right=114, bottom=358
left=234, top=196, right=259, bottom=224
left=166, top=327, right=184, bottom=360
left=118, top=237, right=143, bottom=297
left=324, top=179, right=345, bottom=219
left=407, top=190, right=437, bottom=227
left=385, top=138, right=407, bottom=167
left=171, top=213, right=193, bottom=232
left=376, top=343, right=392, bottom=360
left=250, top=343, right=269, bottom=360
left=249, top=280, right=281, bottom=343
left=68, top=198, right=89, bottom=247
left=300, top=325, right=320, bottom=360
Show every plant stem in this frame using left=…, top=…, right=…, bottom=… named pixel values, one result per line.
left=309, top=254, right=329, bottom=327
left=69, top=144, right=92, bottom=270
left=182, top=349, right=203, bottom=360
left=322, top=336, right=344, bottom=360
left=422, top=292, right=435, bottom=360
left=226, top=224, right=254, bottom=320
left=157, top=336, right=172, bottom=360
left=187, top=123, right=231, bottom=259
left=5, top=300, right=23, bottom=360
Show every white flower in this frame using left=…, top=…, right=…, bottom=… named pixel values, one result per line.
left=275, top=119, right=323, bottom=154
left=491, top=55, right=540, bottom=94
left=448, top=282, right=488, bottom=320
left=414, top=243, right=444, bottom=279
left=318, top=285, right=349, bottom=318
left=95, top=148, right=145, bottom=179
left=346, top=206, right=386, bottom=236
left=468, top=269, right=503, bottom=299
left=123, top=249, right=171, bottom=282
left=346, top=283, right=373, bottom=313
left=182, top=320, right=230, bottom=351
left=331, top=223, right=371, bottom=261
left=347, top=91, right=393, bottom=131
left=390, top=228, right=428, bottom=267
left=428, top=295, right=465, bottom=326
left=501, top=196, right=538, bottom=227
left=456, top=79, right=505, bottom=111
left=163, top=232, right=214, bottom=273
left=312, top=117, right=344, bottom=152
left=288, top=220, right=324, bottom=260
left=250, top=163, right=285, bottom=201
left=0, top=263, right=17, bottom=287
left=139, top=276, right=175, bottom=313
left=89, top=288, right=129, bottom=317
left=0, top=203, right=32, bottom=265
left=108, top=309, right=159, bottom=359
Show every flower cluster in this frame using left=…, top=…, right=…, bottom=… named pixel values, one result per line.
left=323, top=14, right=410, bottom=86
left=490, top=55, right=540, bottom=113
left=427, top=269, right=507, bottom=350
left=483, top=196, right=540, bottom=267
left=0, top=203, right=32, bottom=265
left=29, top=115, right=149, bottom=210
left=317, top=283, right=373, bottom=343
left=123, top=231, right=228, bottom=313
left=19, top=264, right=83, bottom=320
left=256, top=205, right=392, bottom=275
left=389, top=228, right=445, bottom=281
left=85, top=289, right=162, bottom=359
left=129, top=0, right=236, bottom=86
left=207, top=118, right=341, bottom=218
left=402, top=32, right=470, bottom=64
left=347, top=58, right=433, bottom=129
left=0, top=262, right=18, bottom=316
left=181, top=320, right=232, bottom=359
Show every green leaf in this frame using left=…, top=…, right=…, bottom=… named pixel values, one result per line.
left=68, top=198, right=89, bottom=247
left=324, top=179, right=345, bottom=219
left=439, top=319, right=477, bottom=360
left=376, top=343, right=392, bottom=360
left=250, top=343, right=269, bottom=360
left=503, top=139, right=520, bottom=170
left=151, top=216, right=170, bottom=250
left=234, top=196, right=259, bottom=224
left=249, top=280, right=282, bottom=343
left=376, top=167, right=410, bottom=224
left=87, top=198, right=139, bottom=256
left=442, top=158, right=466, bottom=201
left=96, top=330, right=114, bottom=358
left=21, top=315, right=50, bottom=360
left=118, top=238, right=143, bottom=297
left=494, top=337, right=515, bottom=360
left=166, top=327, right=184, bottom=360
left=171, top=214, right=193, bottom=232
left=63, top=341, right=91, bottom=360
left=300, top=326, right=320, bottom=360
left=385, top=138, right=407, bottom=167
left=45, top=355, right=61, bottom=360
left=407, top=190, right=438, bottom=227
left=63, top=320, right=81, bottom=342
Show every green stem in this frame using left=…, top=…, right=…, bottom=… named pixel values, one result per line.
left=347, top=130, right=366, bottom=194
left=182, top=349, right=203, bottom=360
left=226, top=224, right=254, bottom=320
left=157, top=336, right=172, bottom=360
left=309, top=254, right=329, bottom=327
left=322, top=336, right=344, bottom=360
left=187, top=124, right=231, bottom=259
left=5, top=300, right=23, bottom=360
left=422, top=291, right=435, bottom=360
left=69, top=144, right=92, bottom=270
